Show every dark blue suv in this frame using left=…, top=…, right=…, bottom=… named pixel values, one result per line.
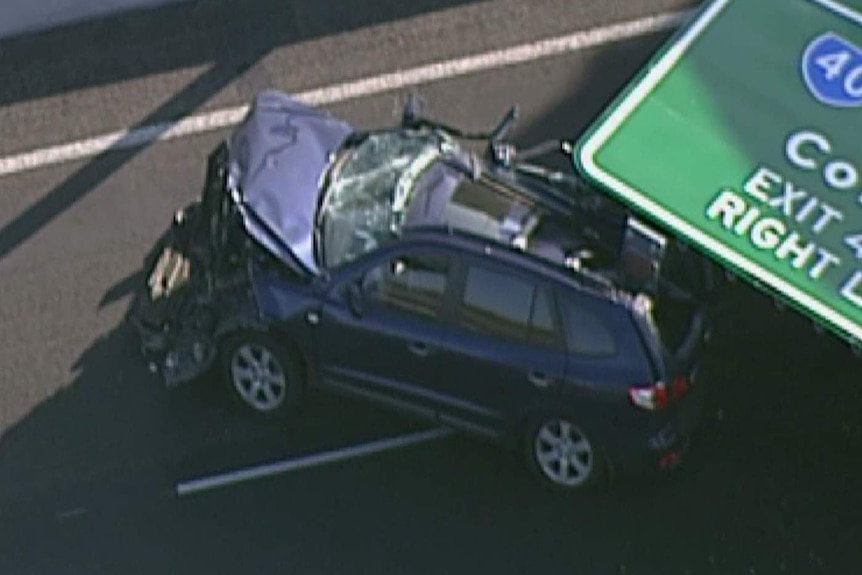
left=129, top=91, right=718, bottom=490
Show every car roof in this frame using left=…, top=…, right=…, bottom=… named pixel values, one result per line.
left=397, top=226, right=630, bottom=305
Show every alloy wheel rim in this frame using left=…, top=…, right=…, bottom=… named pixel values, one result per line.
left=230, top=343, right=287, bottom=412
left=534, top=419, right=593, bottom=487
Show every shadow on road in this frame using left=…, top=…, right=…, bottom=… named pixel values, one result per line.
left=1, top=12, right=862, bottom=574
left=0, top=0, right=487, bottom=107
left=0, top=0, right=491, bottom=265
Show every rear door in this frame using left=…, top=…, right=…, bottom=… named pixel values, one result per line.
left=429, top=260, right=567, bottom=437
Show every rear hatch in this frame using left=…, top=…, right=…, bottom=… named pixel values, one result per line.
left=619, top=217, right=716, bottom=374
left=624, top=231, right=715, bottom=416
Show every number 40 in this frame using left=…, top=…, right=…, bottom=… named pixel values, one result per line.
left=817, top=51, right=862, bottom=96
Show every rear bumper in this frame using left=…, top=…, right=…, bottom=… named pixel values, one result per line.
left=605, top=378, right=708, bottom=478
left=649, top=389, right=705, bottom=471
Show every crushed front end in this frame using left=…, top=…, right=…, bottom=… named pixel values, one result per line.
left=127, top=144, right=263, bottom=386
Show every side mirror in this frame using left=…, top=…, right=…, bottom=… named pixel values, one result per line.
left=346, top=280, right=365, bottom=317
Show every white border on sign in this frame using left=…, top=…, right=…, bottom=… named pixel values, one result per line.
left=578, top=0, right=862, bottom=343
left=811, top=0, right=862, bottom=26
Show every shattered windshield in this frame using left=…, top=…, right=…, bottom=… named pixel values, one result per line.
left=318, top=130, right=442, bottom=269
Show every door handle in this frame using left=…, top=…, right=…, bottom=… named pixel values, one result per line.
left=527, top=371, right=553, bottom=389
left=408, top=341, right=432, bottom=358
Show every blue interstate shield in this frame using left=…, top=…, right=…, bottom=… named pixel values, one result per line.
left=802, top=32, right=862, bottom=107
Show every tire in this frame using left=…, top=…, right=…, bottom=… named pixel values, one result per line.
left=219, top=331, right=304, bottom=416
left=524, top=415, right=605, bottom=491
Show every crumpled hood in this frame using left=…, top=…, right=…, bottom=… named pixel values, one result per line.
left=227, top=90, right=353, bottom=273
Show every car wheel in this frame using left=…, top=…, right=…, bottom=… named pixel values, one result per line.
left=220, top=332, right=303, bottom=415
left=525, top=415, right=604, bottom=491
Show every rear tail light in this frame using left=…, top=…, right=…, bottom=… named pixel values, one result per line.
left=629, top=375, right=690, bottom=411
left=658, top=449, right=683, bottom=469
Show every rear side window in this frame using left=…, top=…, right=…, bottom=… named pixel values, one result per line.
left=559, top=296, right=618, bottom=357
left=458, top=265, right=562, bottom=347
left=461, top=266, right=533, bottom=340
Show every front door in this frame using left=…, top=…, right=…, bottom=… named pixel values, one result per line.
left=314, top=248, right=454, bottom=416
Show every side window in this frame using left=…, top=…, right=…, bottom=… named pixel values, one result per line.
left=529, top=287, right=561, bottom=348
left=559, top=295, right=618, bottom=357
left=362, top=252, right=449, bottom=319
left=459, top=266, right=534, bottom=342
left=458, top=266, right=563, bottom=347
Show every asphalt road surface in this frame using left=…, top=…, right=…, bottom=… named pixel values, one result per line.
left=1, top=1, right=861, bottom=573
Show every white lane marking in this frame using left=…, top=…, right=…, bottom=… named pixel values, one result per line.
left=55, top=507, right=88, bottom=520
left=0, top=10, right=692, bottom=179
left=175, top=427, right=455, bottom=496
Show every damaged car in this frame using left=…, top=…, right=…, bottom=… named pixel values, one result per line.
left=128, top=90, right=720, bottom=490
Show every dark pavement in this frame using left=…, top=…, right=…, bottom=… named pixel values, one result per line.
left=1, top=1, right=860, bottom=573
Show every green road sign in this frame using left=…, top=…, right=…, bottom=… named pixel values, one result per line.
left=576, top=0, right=862, bottom=345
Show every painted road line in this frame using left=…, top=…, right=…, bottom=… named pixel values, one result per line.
left=54, top=507, right=88, bottom=521
left=0, top=10, right=693, bottom=179
left=176, top=427, right=455, bottom=496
